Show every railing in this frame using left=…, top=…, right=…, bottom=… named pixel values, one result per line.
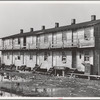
left=78, top=37, right=95, bottom=48
left=39, top=42, right=51, bottom=49
left=63, top=40, right=78, bottom=48
left=13, top=45, right=21, bottom=49
left=26, top=43, right=37, bottom=49
left=0, top=37, right=95, bottom=50
left=51, top=41, right=63, bottom=48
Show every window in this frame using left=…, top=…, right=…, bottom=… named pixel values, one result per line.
left=84, top=51, right=90, bottom=61
left=62, top=51, right=66, bottom=63
left=18, top=56, right=20, bottom=60
left=30, top=53, right=33, bottom=60
left=17, top=52, right=21, bottom=60
left=44, top=34, right=48, bottom=43
left=18, top=38, right=20, bottom=44
left=44, top=52, right=48, bottom=61
left=84, top=28, right=91, bottom=40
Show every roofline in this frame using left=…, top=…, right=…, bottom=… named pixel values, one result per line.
left=1, top=19, right=100, bottom=40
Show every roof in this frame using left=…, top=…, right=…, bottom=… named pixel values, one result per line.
left=2, top=19, right=100, bottom=39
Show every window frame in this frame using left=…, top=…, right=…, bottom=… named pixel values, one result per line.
left=84, top=28, right=91, bottom=41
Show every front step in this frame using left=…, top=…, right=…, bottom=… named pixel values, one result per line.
left=33, top=66, right=40, bottom=72
left=47, top=67, right=55, bottom=75
left=66, top=68, right=77, bottom=77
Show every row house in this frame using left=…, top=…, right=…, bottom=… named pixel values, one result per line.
left=0, top=15, right=100, bottom=76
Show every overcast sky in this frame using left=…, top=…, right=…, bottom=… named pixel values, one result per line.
left=0, top=1, right=100, bottom=38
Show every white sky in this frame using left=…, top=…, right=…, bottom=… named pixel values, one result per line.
left=0, top=1, right=100, bottom=38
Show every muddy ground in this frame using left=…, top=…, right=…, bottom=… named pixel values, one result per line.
left=1, top=73, right=100, bottom=97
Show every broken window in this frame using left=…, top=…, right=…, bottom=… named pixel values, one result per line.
left=84, top=28, right=91, bottom=40
left=62, top=51, right=66, bottom=63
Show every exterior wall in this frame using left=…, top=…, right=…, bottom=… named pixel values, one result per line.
left=13, top=52, right=23, bottom=66
left=1, top=26, right=94, bottom=49
left=0, top=25, right=95, bottom=74
left=53, top=51, right=72, bottom=68
left=26, top=36, right=36, bottom=48
left=94, top=24, right=100, bottom=75
left=3, top=39, right=12, bottom=49
left=76, top=50, right=93, bottom=72
left=25, top=52, right=36, bottom=68
left=20, top=37, right=23, bottom=47
left=48, top=33, right=52, bottom=43
left=37, top=51, right=52, bottom=70
left=2, top=52, right=12, bottom=65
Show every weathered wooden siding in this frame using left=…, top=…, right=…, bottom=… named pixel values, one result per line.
left=25, top=52, right=36, bottom=68
left=76, top=50, right=93, bottom=72
left=48, top=33, right=52, bottom=43
left=93, top=24, right=100, bottom=75
left=36, top=51, right=52, bottom=70
left=20, top=37, right=23, bottom=47
left=3, top=52, right=12, bottom=65
left=53, top=51, right=72, bottom=68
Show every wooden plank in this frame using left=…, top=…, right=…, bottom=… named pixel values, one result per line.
left=73, top=73, right=100, bottom=78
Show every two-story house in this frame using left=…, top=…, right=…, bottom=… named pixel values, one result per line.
left=0, top=15, right=100, bottom=76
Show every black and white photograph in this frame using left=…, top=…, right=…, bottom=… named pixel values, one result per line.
left=0, top=1, right=100, bottom=98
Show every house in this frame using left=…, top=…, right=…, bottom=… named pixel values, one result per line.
left=0, top=15, right=100, bottom=76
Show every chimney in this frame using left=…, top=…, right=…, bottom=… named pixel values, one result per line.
left=55, top=23, right=59, bottom=28
left=71, top=19, right=76, bottom=25
left=20, top=29, right=23, bottom=34
left=30, top=28, right=33, bottom=32
left=91, top=15, right=96, bottom=21
left=42, top=26, right=45, bottom=30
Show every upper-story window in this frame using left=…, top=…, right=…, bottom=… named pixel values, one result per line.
left=44, top=34, right=48, bottom=43
left=18, top=38, right=20, bottom=44
left=84, top=28, right=91, bottom=40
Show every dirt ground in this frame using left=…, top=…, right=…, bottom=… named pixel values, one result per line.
left=1, top=73, right=100, bottom=97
